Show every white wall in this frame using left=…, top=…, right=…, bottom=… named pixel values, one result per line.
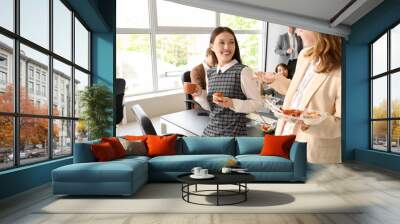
left=266, top=23, right=288, bottom=72
left=123, top=92, right=186, bottom=123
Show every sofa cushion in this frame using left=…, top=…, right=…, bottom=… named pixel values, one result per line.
left=177, top=137, right=235, bottom=155
left=52, top=159, right=147, bottom=183
left=101, top=137, right=127, bottom=158
left=118, top=138, right=147, bottom=156
left=235, top=137, right=264, bottom=155
left=124, top=135, right=148, bottom=141
left=236, top=155, right=293, bottom=172
left=147, top=135, right=177, bottom=157
left=115, top=155, right=150, bottom=163
left=91, top=142, right=118, bottom=161
left=148, top=154, right=235, bottom=172
left=260, top=134, right=296, bottom=159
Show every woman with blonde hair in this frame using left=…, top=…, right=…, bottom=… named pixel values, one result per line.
left=256, top=30, right=342, bottom=163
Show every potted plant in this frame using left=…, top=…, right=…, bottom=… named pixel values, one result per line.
left=79, top=84, right=113, bottom=140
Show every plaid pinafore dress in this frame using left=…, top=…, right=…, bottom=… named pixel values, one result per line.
left=203, top=63, right=248, bottom=136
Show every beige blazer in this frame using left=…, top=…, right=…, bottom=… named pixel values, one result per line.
left=270, top=49, right=341, bottom=164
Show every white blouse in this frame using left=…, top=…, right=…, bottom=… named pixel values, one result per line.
left=282, top=63, right=316, bottom=135
left=193, top=59, right=263, bottom=113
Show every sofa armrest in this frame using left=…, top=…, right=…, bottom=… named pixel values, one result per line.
left=289, top=142, right=307, bottom=181
left=73, top=140, right=100, bottom=163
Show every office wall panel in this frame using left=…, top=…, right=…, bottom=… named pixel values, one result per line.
left=344, top=0, right=400, bottom=170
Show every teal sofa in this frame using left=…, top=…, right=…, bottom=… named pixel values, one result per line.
left=52, top=137, right=306, bottom=196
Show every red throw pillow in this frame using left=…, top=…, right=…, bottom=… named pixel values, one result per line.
left=101, top=137, right=127, bottom=158
left=124, top=135, right=147, bottom=142
left=259, top=134, right=296, bottom=159
left=146, top=135, right=177, bottom=157
left=91, top=142, right=117, bottom=161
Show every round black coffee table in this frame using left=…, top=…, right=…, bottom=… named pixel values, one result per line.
left=177, top=173, right=255, bottom=206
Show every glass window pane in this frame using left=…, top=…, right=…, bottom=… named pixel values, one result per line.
left=237, top=34, right=262, bottom=71
left=0, top=0, right=14, bottom=31
left=20, top=117, right=49, bottom=165
left=53, top=119, right=72, bottom=158
left=372, top=121, right=388, bottom=151
left=20, top=44, right=49, bottom=115
left=53, top=0, right=72, bottom=60
left=117, top=0, right=149, bottom=28
left=117, top=34, right=153, bottom=95
left=220, top=14, right=262, bottom=30
left=391, top=72, right=400, bottom=118
left=0, top=116, right=13, bottom=170
left=391, top=120, right=400, bottom=153
left=20, top=0, right=49, bottom=49
left=391, top=24, right=400, bottom=70
left=0, top=35, right=14, bottom=113
left=74, top=69, right=89, bottom=118
left=157, top=0, right=215, bottom=27
left=156, top=34, right=209, bottom=91
left=53, top=59, right=72, bottom=117
left=372, top=33, right=387, bottom=76
left=75, top=120, right=88, bottom=143
left=75, top=18, right=89, bottom=70
left=372, top=77, right=387, bottom=119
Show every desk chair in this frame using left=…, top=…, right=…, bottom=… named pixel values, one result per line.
left=131, top=104, right=157, bottom=135
left=181, top=71, right=194, bottom=110
left=115, top=78, right=126, bottom=125
left=131, top=104, right=185, bottom=136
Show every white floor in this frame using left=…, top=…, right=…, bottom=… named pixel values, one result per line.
left=1, top=163, right=400, bottom=224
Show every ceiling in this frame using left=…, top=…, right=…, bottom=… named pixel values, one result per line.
left=167, top=0, right=384, bottom=37
left=226, top=0, right=353, bottom=24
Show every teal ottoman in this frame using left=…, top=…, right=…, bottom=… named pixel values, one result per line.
left=52, top=157, right=148, bottom=196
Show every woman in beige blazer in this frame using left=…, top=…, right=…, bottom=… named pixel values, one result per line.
left=256, top=30, right=342, bottom=164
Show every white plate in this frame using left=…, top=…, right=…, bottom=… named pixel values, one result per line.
left=301, top=111, right=327, bottom=125
left=190, top=174, right=215, bottom=179
left=265, top=97, right=327, bottom=125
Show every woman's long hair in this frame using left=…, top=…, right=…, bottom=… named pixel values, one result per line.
left=303, top=32, right=342, bottom=73
left=205, top=47, right=218, bottom=65
left=209, top=27, right=242, bottom=64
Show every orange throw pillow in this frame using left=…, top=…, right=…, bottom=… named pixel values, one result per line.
left=260, top=134, right=296, bottom=159
left=124, top=135, right=147, bottom=142
left=91, top=142, right=117, bottom=161
left=146, top=135, right=177, bottom=157
left=101, top=137, right=127, bottom=158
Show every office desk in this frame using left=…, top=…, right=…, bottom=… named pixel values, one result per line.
left=160, top=109, right=276, bottom=137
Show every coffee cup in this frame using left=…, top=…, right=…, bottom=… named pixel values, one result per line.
left=212, top=92, right=224, bottom=103
left=191, top=167, right=202, bottom=176
left=221, top=167, right=232, bottom=174
left=183, top=82, right=197, bottom=94
left=199, top=169, right=208, bottom=176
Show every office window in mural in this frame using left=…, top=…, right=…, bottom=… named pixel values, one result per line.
left=371, top=23, right=400, bottom=153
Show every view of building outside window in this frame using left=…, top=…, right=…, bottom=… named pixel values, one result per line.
left=0, top=42, right=76, bottom=168
left=0, top=0, right=90, bottom=170
left=0, top=35, right=14, bottom=169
